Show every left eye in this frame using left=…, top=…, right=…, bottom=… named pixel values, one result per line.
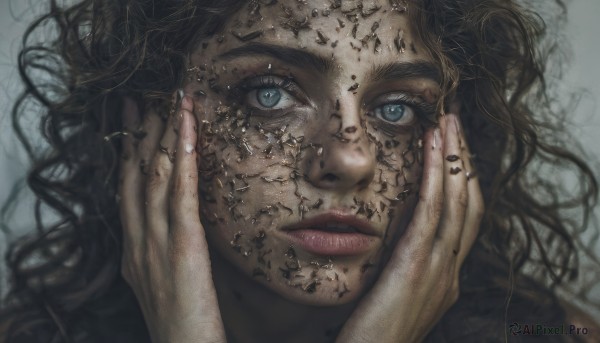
left=374, top=103, right=415, bottom=124
left=247, top=87, right=295, bottom=110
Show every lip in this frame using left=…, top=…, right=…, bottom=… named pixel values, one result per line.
left=281, top=210, right=380, bottom=256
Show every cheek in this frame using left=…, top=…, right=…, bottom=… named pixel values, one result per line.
left=193, top=99, right=305, bottom=233
left=367, top=124, right=424, bottom=238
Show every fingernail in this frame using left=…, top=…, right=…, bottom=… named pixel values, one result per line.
left=433, top=127, right=441, bottom=149
left=181, top=95, right=192, bottom=110
left=177, top=89, right=184, bottom=103
left=185, top=143, right=194, bottom=154
left=451, top=114, right=461, bottom=135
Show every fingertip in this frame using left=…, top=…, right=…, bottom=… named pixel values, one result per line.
left=433, top=126, right=441, bottom=151
left=181, top=94, right=194, bottom=112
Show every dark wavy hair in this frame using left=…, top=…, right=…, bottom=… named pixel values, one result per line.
left=1, top=0, right=598, bottom=342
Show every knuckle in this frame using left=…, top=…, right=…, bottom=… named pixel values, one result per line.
left=146, top=163, right=169, bottom=191
left=455, top=189, right=469, bottom=208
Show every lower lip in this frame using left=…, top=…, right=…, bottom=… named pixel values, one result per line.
left=285, top=229, right=377, bottom=256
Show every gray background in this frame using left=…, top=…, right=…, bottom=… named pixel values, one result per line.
left=0, top=0, right=599, bottom=318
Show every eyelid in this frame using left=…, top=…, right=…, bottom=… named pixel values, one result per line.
left=239, top=74, right=304, bottom=101
left=370, top=92, right=437, bottom=122
left=235, top=74, right=308, bottom=113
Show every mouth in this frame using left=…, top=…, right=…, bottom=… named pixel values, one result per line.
left=281, top=210, right=380, bottom=256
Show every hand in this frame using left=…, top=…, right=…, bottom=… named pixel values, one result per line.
left=336, top=112, right=484, bottom=343
left=119, top=93, right=226, bottom=343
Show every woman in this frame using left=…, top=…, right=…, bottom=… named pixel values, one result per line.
left=1, top=0, right=598, bottom=342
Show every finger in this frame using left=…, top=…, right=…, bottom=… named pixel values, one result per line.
left=435, top=113, right=468, bottom=256
left=137, top=105, right=167, bottom=178
left=455, top=115, right=484, bottom=265
left=396, top=118, right=445, bottom=253
left=119, top=97, right=145, bottom=247
left=170, top=95, right=201, bottom=227
left=146, top=91, right=182, bottom=237
left=169, top=95, right=207, bottom=248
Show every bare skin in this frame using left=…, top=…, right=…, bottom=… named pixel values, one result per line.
left=118, top=1, right=484, bottom=342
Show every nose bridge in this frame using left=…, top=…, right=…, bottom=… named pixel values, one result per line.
left=304, top=93, right=376, bottom=191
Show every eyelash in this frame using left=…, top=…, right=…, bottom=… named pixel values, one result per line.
left=239, top=75, right=298, bottom=97
left=367, top=93, right=436, bottom=127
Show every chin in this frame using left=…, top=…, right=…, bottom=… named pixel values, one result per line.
left=257, top=262, right=379, bottom=306
left=207, top=225, right=384, bottom=307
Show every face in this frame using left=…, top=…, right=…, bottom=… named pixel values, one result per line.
left=185, top=0, right=440, bottom=305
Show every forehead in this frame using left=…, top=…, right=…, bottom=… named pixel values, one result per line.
left=192, top=0, right=433, bottom=72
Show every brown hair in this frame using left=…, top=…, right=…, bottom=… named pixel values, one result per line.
left=1, top=0, right=598, bottom=342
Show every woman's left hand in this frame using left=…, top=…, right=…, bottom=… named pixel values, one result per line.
left=336, top=112, right=485, bottom=343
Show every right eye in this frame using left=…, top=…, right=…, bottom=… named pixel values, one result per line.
left=256, top=88, right=281, bottom=108
left=242, top=76, right=300, bottom=111
left=373, top=103, right=415, bottom=125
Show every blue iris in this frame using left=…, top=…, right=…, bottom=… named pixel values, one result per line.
left=377, top=104, right=406, bottom=122
left=257, top=88, right=282, bottom=108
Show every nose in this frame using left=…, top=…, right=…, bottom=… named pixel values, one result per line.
left=305, top=102, right=376, bottom=191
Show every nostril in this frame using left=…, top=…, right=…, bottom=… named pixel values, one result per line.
left=322, top=173, right=339, bottom=183
left=357, top=177, right=371, bottom=189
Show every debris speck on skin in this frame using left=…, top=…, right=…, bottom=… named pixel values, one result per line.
left=371, top=21, right=380, bottom=32
left=311, top=8, right=319, bottom=17
left=338, top=282, right=350, bottom=298
left=351, top=23, right=359, bottom=39
left=303, top=279, right=320, bottom=293
left=446, top=155, right=460, bottom=162
left=316, top=29, right=330, bottom=45
left=348, top=83, right=359, bottom=91
left=280, top=5, right=311, bottom=36
left=311, top=198, right=323, bottom=209
left=390, top=0, right=408, bottom=13
left=231, top=29, right=264, bottom=42
left=350, top=41, right=362, bottom=52
left=450, top=166, right=462, bottom=175
left=394, top=29, right=406, bottom=53
left=251, top=230, right=267, bottom=249
left=374, top=37, right=381, bottom=53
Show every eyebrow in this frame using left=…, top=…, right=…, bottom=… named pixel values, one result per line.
left=219, top=42, right=440, bottom=84
left=218, top=42, right=335, bottom=74
left=369, top=62, right=441, bottom=84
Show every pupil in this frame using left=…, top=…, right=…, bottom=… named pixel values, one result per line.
left=257, top=88, right=281, bottom=108
left=382, top=104, right=405, bottom=121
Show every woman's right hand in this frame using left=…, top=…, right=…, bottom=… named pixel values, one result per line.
left=118, top=93, right=226, bottom=343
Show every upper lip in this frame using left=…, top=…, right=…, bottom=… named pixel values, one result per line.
left=282, top=209, right=380, bottom=237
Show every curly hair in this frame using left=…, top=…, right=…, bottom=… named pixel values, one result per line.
left=1, top=0, right=598, bottom=342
